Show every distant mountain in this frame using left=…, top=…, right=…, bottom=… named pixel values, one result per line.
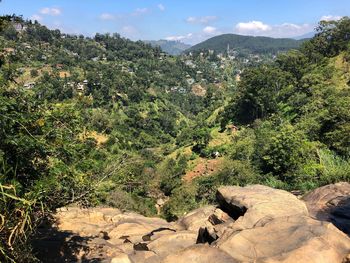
left=186, top=34, right=305, bottom=54
left=144, top=40, right=191, bottom=55
left=293, top=31, right=316, bottom=40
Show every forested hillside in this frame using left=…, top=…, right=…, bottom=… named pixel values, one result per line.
left=1, top=14, right=350, bottom=262
left=187, top=33, right=305, bottom=54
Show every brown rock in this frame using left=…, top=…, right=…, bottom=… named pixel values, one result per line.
left=303, top=182, right=350, bottom=235
left=147, top=231, right=197, bottom=258
left=216, top=185, right=308, bottom=229
left=161, top=244, right=236, bottom=263
left=216, top=215, right=350, bottom=263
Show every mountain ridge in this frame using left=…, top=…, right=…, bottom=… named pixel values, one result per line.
left=144, top=39, right=191, bottom=55
left=186, top=33, right=305, bottom=54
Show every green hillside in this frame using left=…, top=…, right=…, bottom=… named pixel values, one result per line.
left=186, top=33, right=305, bottom=54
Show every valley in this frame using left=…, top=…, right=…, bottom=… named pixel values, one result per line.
left=0, top=14, right=350, bottom=262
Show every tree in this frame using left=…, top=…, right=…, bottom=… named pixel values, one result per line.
left=223, top=66, right=294, bottom=125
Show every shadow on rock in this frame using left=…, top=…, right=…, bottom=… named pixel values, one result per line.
left=31, top=216, right=102, bottom=263
left=328, top=197, right=350, bottom=236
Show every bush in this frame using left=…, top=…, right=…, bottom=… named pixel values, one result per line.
left=162, top=184, right=199, bottom=221
left=319, top=149, right=350, bottom=184
left=216, top=159, right=260, bottom=186
left=159, top=156, right=187, bottom=196
left=106, top=188, right=157, bottom=216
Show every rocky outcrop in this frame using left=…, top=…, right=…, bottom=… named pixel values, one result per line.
left=215, top=185, right=350, bottom=263
left=303, top=182, right=350, bottom=235
left=216, top=215, right=350, bottom=263
left=216, top=185, right=308, bottom=228
left=34, top=183, right=350, bottom=263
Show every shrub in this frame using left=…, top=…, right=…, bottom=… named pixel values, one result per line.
left=162, top=184, right=199, bottom=221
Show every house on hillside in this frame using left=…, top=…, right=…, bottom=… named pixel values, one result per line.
left=185, top=60, right=196, bottom=68
left=24, top=82, right=35, bottom=89
left=77, top=83, right=85, bottom=92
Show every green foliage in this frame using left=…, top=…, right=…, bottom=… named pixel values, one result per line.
left=192, top=127, right=212, bottom=154
left=159, top=156, right=188, bottom=196
left=318, top=150, right=350, bottom=184
left=221, top=66, right=294, bottom=124
left=162, top=184, right=199, bottom=221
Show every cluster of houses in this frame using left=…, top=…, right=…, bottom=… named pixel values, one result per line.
left=64, top=80, right=89, bottom=93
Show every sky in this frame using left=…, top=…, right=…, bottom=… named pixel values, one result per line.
left=1, top=0, right=349, bottom=45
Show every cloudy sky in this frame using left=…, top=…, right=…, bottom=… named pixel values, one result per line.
left=1, top=0, right=349, bottom=44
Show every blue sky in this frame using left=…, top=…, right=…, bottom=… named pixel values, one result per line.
left=1, top=0, right=349, bottom=44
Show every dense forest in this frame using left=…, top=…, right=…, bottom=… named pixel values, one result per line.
left=0, top=14, right=350, bottom=262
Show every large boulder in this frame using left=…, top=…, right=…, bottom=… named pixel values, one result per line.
left=216, top=185, right=308, bottom=229
left=303, top=182, right=350, bottom=235
left=216, top=215, right=350, bottom=263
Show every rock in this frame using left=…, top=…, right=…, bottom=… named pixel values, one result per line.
left=216, top=185, right=308, bottom=229
left=177, top=205, right=232, bottom=231
left=142, top=227, right=176, bottom=241
left=110, top=253, right=132, bottom=263
left=108, top=213, right=172, bottom=244
left=196, top=227, right=217, bottom=244
left=216, top=215, right=350, bottom=263
left=303, top=182, right=350, bottom=235
left=147, top=231, right=197, bottom=258
left=128, top=251, right=158, bottom=263
left=161, top=244, right=237, bottom=263
left=54, top=206, right=121, bottom=236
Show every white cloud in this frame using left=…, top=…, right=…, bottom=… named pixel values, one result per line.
left=235, top=21, right=271, bottom=33
left=165, top=33, right=193, bottom=41
left=203, top=26, right=217, bottom=34
left=132, top=8, right=149, bottom=16
left=320, top=15, right=342, bottom=21
left=30, top=14, right=42, bottom=21
left=100, top=13, right=115, bottom=21
left=234, top=20, right=314, bottom=38
left=40, top=7, right=61, bottom=16
left=158, top=4, right=165, bottom=11
left=186, top=16, right=218, bottom=25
